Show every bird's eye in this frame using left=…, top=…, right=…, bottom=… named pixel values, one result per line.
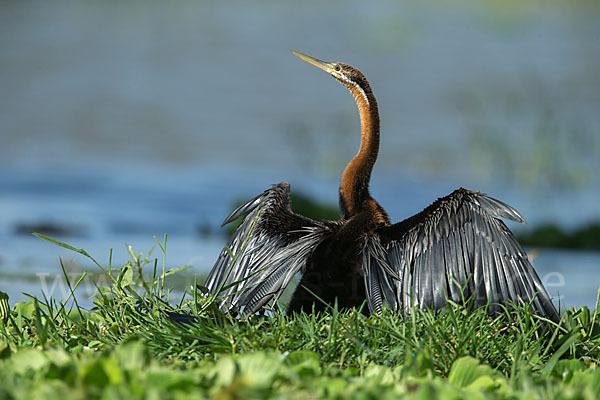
left=334, top=64, right=342, bottom=72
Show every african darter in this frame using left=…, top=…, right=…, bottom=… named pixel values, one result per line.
left=204, top=51, right=559, bottom=323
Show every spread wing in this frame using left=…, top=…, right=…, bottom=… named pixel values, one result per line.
left=365, top=188, right=559, bottom=322
left=204, top=182, right=334, bottom=314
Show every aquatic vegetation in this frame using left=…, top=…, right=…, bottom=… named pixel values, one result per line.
left=518, top=222, right=600, bottom=251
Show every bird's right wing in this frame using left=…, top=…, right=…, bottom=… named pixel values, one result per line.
left=204, top=182, right=334, bottom=314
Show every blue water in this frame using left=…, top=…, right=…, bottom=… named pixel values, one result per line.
left=1, top=0, right=599, bottom=310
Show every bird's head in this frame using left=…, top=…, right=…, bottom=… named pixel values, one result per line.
left=292, top=51, right=373, bottom=102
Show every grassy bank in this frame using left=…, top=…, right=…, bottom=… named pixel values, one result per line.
left=1, top=235, right=600, bottom=399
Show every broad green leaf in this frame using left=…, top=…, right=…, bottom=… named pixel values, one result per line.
left=552, top=359, right=587, bottom=381
left=82, top=359, right=110, bottom=387
left=0, top=340, right=11, bottom=359
left=364, top=364, right=396, bottom=385
left=591, top=368, right=600, bottom=397
left=117, top=265, right=134, bottom=288
left=115, top=341, right=151, bottom=371
left=102, top=357, right=124, bottom=385
left=209, top=356, right=237, bottom=388
left=448, top=356, right=496, bottom=388
left=9, top=348, right=49, bottom=374
left=466, top=375, right=499, bottom=391
left=236, top=352, right=281, bottom=388
left=284, top=350, right=322, bottom=377
left=14, top=301, right=35, bottom=319
left=146, top=370, right=196, bottom=391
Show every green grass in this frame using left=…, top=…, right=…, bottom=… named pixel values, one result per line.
left=1, top=234, right=600, bottom=399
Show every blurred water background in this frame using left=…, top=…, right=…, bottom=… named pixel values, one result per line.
left=1, top=0, right=599, bottom=309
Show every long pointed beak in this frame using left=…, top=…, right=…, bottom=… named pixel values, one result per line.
left=291, top=51, right=335, bottom=73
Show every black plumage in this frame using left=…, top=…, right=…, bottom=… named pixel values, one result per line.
left=204, top=52, right=559, bottom=323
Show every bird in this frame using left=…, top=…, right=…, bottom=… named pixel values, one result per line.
left=203, top=51, right=560, bottom=323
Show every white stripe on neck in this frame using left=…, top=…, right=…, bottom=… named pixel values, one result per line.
left=339, top=75, right=369, bottom=106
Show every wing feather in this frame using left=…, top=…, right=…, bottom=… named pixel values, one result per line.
left=364, top=238, right=400, bottom=313
left=204, top=183, right=333, bottom=314
left=364, top=188, right=559, bottom=322
left=446, top=230, right=463, bottom=302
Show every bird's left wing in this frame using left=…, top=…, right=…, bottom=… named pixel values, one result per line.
left=204, top=182, right=334, bottom=314
left=363, top=188, right=559, bottom=322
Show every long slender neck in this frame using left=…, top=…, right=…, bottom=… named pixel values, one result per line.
left=339, top=85, right=380, bottom=218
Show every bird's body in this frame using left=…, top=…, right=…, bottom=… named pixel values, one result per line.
left=204, top=52, right=559, bottom=322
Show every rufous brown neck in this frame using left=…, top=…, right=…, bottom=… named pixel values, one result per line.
left=339, top=85, right=380, bottom=219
